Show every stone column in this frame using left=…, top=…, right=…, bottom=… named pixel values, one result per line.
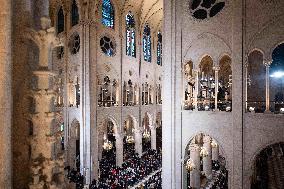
left=214, top=66, right=220, bottom=111
left=134, top=129, right=142, bottom=157
left=115, top=134, right=123, bottom=166
left=98, top=132, right=104, bottom=160
left=203, top=136, right=212, bottom=179
left=212, top=140, right=219, bottom=161
left=264, top=61, right=272, bottom=112
left=0, top=0, right=11, bottom=187
left=25, top=18, right=64, bottom=189
left=193, top=69, right=199, bottom=110
left=189, top=144, right=200, bottom=188
left=150, top=127, right=157, bottom=150
left=244, top=63, right=248, bottom=110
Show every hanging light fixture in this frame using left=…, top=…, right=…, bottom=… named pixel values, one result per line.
left=143, top=129, right=151, bottom=140
left=185, top=159, right=196, bottom=172
left=200, top=147, right=209, bottom=157
left=126, top=135, right=135, bottom=144
left=102, top=134, right=113, bottom=151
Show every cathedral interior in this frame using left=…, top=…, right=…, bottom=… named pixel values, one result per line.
left=0, top=0, right=284, bottom=188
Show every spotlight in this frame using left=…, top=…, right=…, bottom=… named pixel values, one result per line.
left=280, top=108, right=284, bottom=114
left=270, top=71, right=284, bottom=78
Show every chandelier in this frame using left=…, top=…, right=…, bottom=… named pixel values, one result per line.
left=103, top=139, right=113, bottom=151
left=185, top=159, right=196, bottom=172
left=143, top=130, right=151, bottom=139
left=200, top=147, right=209, bottom=157
left=126, top=135, right=135, bottom=144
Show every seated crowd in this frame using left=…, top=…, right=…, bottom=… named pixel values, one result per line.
left=135, top=170, right=162, bottom=189
left=65, top=149, right=162, bottom=189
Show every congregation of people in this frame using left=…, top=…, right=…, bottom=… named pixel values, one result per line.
left=65, top=149, right=162, bottom=189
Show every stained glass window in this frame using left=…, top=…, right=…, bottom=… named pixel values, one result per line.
left=102, top=0, right=114, bottom=28
left=143, top=24, right=151, bottom=62
left=126, top=12, right=136, bottom=57
left=157, top=32, right=162, bottom=66
left=57, top=7, right=64, bottom=33
left=71, top=0, right=79, bottom=26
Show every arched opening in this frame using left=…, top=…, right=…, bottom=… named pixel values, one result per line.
left=99, top=76, right=118, bottom=107
left=183, top=61, right=194, bottom=110
left=197, top=55, right=214, bottom=111
left=183, top=133, right=228, bottom=189
left=247, top=50, right=265, bottom=113
left=156, top=112, right=162, bottom=151
left=123, top=116, right=135, bottom=160
left=57, top=7, right=64, bottom=34
left=251, top=142, right=284, bottom=189
left=142, top=113, right=151, bottom=153
left=71, top=0, right=79, bottom=27
left=218, top=55, right=232, bottom=111
left=270, top=43, right=284, bottom=113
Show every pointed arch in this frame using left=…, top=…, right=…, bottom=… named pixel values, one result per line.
left=71, top=0, right=79, bottom=27
left=57, top=6, right=64, bottom=33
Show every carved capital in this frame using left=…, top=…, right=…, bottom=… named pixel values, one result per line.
left=263, top=60, right=272, bottom=67
left=213, top=66, right=220, bottom=71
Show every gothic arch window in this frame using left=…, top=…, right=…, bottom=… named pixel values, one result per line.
left=126, top=12, right=136, bottom=57
left=57, top=7, right=64, bottom=34
left=102, top=0, right=114, bottom=29
left=157, top=32, right=162, bottom=66
left=143, top=24, right=152, bottom=62
left=71, top=0, right=79, bottom=27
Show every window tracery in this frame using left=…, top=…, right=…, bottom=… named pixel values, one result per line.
left=98, top=76, right=118, bottom=107
left=100, top=36, right=115, bottom=56
left=190, top=0, right=225, bottom=20
left=143, top=25, right=152, bottom=62
left=126, top=12, right=136, bottom=57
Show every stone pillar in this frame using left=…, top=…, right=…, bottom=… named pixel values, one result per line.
left=212, top=140, right=219, bottom=161
left=98, top=132, right=104, bottom=160
left=264, top=61, right=272, bottom=112
left=203, top=136, right=212, bottom=179
left=244, top=62, right=248, bottom=110
left=25, top=18, right=64, bottom=189
left=193, top=69, right=199, bottom=110
left=189, top=144, right=200, bottom=189
left=115, top=134, right=123, bottom=166
left=0, top=0, right=12, bottom=188
left=134, top=129, right=142, bottom=157
left=151, top=127, right=157, bottom=150
left=214, top=66, right=220, bottom=111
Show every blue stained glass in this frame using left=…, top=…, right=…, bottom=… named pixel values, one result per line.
left=126, top=13, right=136, bottom=57
left=143, top=25, right=151, bottom=62
left=157, top=32, right=162, bottom=66
left=102, top=0, right=114, bottom=28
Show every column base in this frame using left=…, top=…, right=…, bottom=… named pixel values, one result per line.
left=264, top=110, right=272, bottom=114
